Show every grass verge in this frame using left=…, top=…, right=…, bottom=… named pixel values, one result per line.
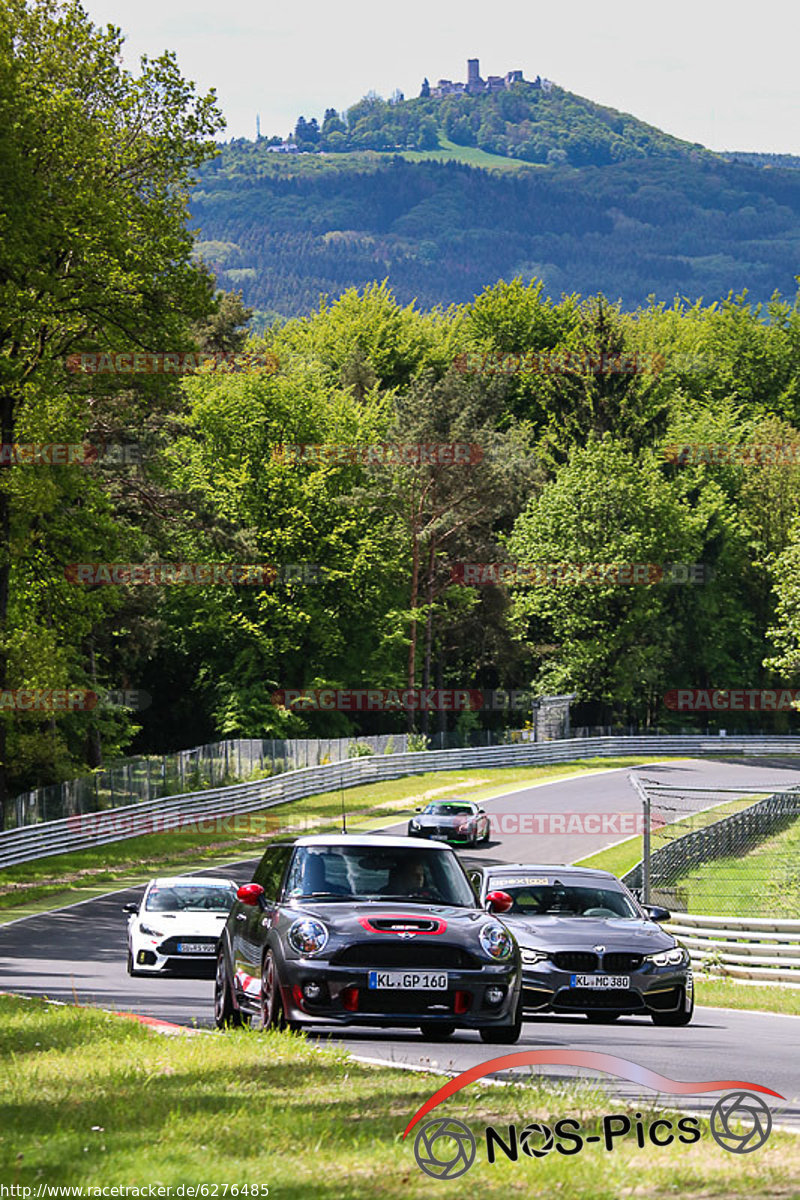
left=696, top=978, right=800, bottom=1016
left=0, top=757, right=660, bottom=920
left=0, top=994, right=796, bottom=1196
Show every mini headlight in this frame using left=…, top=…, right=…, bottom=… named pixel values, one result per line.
left=288, top=918, right=329, bottom=956
left=646, top=946, right=687, bottom=967
left=139, top=922, right=163, bottom=938
left=520, top=947, right=550, bottom=966
left=479, top=923, right=513, bottom=960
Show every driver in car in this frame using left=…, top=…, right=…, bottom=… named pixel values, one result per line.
left=381, top=857, right=439, bottom=899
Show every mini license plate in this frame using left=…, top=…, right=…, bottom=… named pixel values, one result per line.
left=176, top=942, right=216, bottom=953
left=570, top=974, right=630, bottom=989
left=368, top=971, right=448, bottom=990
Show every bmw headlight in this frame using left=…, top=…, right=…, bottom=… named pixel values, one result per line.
left=288, top=918, right=329, bottom=956
left=646, top=946, right=688, bottom=967
left=139, top=922, right=164, bottom=938
left=479, top=923, right=513, bottom=960
left=520, top=947, right=549, bottom=966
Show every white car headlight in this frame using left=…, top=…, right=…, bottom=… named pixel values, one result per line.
left=288, top=918, right=329, bottom=956
left=646, top=946, right=687, bottom=967
left=409, top=820, right=420, bottom=830
left=479, top=923, right=513, bottom=960
left=520, top=947, right=550, bottom=966
left=139, top=922, right=164, bottom=938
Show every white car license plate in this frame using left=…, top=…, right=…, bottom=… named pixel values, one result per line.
left=177, top=942, right=216, bottom=953
left=571, top=974, right=629, bottom=989
left=431, top=833, right=450, bottom=841
left=368, top=971, right=448, bottom=990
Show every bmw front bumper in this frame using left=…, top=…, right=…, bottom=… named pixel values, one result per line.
left=520, top=963, right=692, bottom=1016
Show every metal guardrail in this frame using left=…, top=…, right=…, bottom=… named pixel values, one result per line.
left=1, top=734, right=800, bottom=870
left=665, top=913, right=800, bottom=984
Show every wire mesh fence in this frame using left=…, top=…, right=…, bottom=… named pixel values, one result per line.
left=5, top=725, right=568, bottom=832
left=624, top=780, right=800, bottom=917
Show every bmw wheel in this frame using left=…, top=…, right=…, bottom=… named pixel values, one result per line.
left=214, top=950, right=244, bottom=1029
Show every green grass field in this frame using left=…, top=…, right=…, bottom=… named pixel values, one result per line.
left=0, top=995, right=796, bottom=1196
left=671, top=817, right=800, bottom=918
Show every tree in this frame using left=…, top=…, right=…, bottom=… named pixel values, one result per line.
left=0, top=0, right=223, bottom=817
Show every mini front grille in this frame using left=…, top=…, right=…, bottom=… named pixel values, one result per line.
left=602, top=953, right=644, bottom=972
left=551, top=952, right=598, bottom=972
left=330, top=943, right=481, bottom=969
left=358, top=989, right=457, bottom=1015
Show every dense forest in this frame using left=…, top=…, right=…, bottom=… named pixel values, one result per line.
left=3, top=3, right=800, bottom=812
left=192, top=145, right=800, bottom=315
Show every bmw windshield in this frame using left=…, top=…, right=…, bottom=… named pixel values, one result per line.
left=491, top=880, right=639, bottom=919
left=285, top=845, right=477, bottom=906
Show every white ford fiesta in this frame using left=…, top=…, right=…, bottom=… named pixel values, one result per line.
left=124, top=876, right=238, bottom=976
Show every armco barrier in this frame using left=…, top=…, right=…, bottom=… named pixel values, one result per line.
left=1, top=735, right=799, bottom=870
left=664, top=913, right=800, bottom=984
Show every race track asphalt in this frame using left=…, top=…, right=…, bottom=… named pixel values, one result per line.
left=2, top=757, right=798, bottom=1127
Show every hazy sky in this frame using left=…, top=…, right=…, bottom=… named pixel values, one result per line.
left=85, top=0, right=799, bottom=153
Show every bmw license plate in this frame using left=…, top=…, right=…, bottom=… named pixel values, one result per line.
left=571, top=974, right=629, bottom=989
left=176, top=942, right=216, bottom=954
left=368, top=971, right=448, bottom=990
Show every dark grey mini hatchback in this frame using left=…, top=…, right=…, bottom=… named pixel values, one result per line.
left=214, top=834, right=523, bottom=1041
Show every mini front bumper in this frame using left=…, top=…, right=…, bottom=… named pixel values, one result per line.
left=520, top=963, right=692, bottom=1015
left=277, top=956, right=520, bottom=1027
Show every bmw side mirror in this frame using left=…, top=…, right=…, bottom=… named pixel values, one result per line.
left=644, top=904, right=670, bottom=923
left=485, top=890, right=513, bottom=914
left=122, top=903, right=138, bottom=915
left=237, top=883, right=266, bottom=907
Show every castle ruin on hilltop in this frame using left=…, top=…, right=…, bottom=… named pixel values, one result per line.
left=422, top=58, right=554, bottom=99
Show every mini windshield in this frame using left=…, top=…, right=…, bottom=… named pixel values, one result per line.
left=424, top=803, right=473, bottom=816
left=285, top=845, right=476, bottom=906
left=491, top=881, right=638, bottom=919
left=145, top=883, right=237, bottom=912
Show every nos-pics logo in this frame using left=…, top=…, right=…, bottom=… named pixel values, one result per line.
left=405, top=1051, right=782, bottom=1180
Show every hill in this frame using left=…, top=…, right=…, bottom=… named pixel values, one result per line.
left=189, top=75, right=800, bottom=317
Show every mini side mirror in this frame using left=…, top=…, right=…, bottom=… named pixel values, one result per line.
left=486, top=890, right=513, bottom=914
left=644, top=904, right=671, bottom=923
left=122, top=903, right=139, bottom=915
left=237, top=883, right=266, bottom=907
